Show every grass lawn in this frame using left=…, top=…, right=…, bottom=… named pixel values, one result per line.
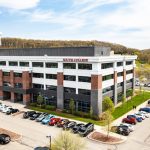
left=28, top=91, right=150, bottom=126
left=112, top=91, right=150, bottom=119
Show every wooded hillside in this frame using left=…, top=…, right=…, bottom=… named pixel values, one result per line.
left=0, top=37, right=150, bottom=64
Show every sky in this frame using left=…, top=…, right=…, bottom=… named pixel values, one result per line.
left=0, top=0, right=150, bottom=49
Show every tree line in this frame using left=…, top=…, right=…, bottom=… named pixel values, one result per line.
left=0, top=37, right=150, bottom=64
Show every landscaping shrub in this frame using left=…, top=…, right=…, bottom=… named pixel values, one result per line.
left=41, top=104, right=45, bottom=109
left=29, top=103, right=37, bottom=107
left=45, top=105, right=56, bottom=111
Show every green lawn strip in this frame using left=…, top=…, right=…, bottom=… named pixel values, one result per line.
left=112, top=92, right=150, bottom=119
left=27, top=106, right=106, bottom=126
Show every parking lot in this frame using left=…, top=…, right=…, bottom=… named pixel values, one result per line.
left=0, top=100, right=150, bottom=150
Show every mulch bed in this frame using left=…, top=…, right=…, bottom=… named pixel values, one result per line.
left=90, top=131, right=122, bottom=143
left=0, top=128, right=21, bottom=141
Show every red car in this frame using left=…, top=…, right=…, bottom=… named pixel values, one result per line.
left=49, top=118, right=62, bottom=126
left=122, top=117, right=137, bottom=125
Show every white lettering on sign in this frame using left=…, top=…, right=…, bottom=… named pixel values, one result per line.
left=63, top=58, right=88, bottom=62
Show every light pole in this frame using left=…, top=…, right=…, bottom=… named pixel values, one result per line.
left=46, top=135, right=51, bottom=150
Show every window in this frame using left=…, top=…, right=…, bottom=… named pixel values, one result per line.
left=102, top=63, right=113, bottom=69
left=64, top=75, right=76, bottom=81
left=102, top=74, right=114, bottom=81
left=78, top=76, right=91, bottom=83
left=78, top=89, right=91, bottom=95
left=46, top=63, right=58, bottom=68
left=46, top=74, right=57, bottom=79
left=78, top=64, right=92, bottom=70
left=0, top=61, right=6, bottom=66
left=46, top=85, right=57, bottom=91
left=33, top=84, right=44, bottom=89
left=63, top=63, right=76, bottom=69
left=117, top=82, right=123, bottom=87
left=33, top=73, right=44, bottom=78
left=14, top=83, right=22, bottom=88
left=14, top=73, right=22, bottom=77
left=126, top=70, right=133, bottom=74
left=20, top=62, right=29, bottom=67
left=3, top=72, right=10, bottom=76
left=102, top=86, right=114, bottom=93
left=3, top=81, right=11, bottom=87
left=126, top=61, right=133, bottom=65
left=117, top=72, right=123, bottom=77
left=117, top=62, right=123, bottom=67
left=9, top=61, right=18, bottom=66
left=64, top=87, right=76, bottom=93
left=78, top=101, right=90, bottom=112
left=126, top=79, right=133, bottom=84
left=32, top=62, right=43, bottom=67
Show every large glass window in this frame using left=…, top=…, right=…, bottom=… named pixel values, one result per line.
left=64, top=87, right=76, bottom=93
left=46, top=63, right=58, bottom=68
left=33, top=73, right=44, bottom=78
left=126, top=61, right=133, bottom=65
left=78, top=89, right=91, bottom=95
left=33, top=84, right=44, bottom=89
left=117, top=72, right=123, bottom=77
left=63, top=63, right=76, bottom=69
left=46, top=74, right=57, bottom=79
left=3, top=72, right=10, bottom=76
left=46, top=85, right=57, bottom=91
left=78, top=76, right=91, bottom=83
left=14, top=72, right=22, bottom=77
left=126, top=79, right=133, bottom=84
left=0, top=61, right=6, bottom=66
left=3, top=81, right=11, bottom=87
left=102, top=86, right=114, bottom=93
left=117, top=62, right=123, bottom=67
left=117, top=82, right=123, bottom=87
left=9, top=61, right=18, bottom=66
left=20, top=62, right=29, bottom=67
left=32, top=62, right=43, bottom=67
left=64, top=75, right=76, bottom=81
left=102, top=63, right=113, bottom=69
left=78, top=101, right=90, bottom=112
left=126, top=70, right=133, bottom=74
left=14, top=83, right=23, bottom=88
left=102, top=74, right=114, bottom=81
left=78, top=64, right=92, bottom=70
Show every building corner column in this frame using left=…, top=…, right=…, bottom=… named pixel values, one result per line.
left=0, top=70, right=3, bottom=100
left=123, top=69, right=126, bottom=97
left=22, top=71, right=31, bottom=105
left=91, top=74, right=102, bottom=116
left=10, top=71, right=16, bottom=102
left=57, top=72, right=64, bottom=110
left=114, top=71, right=117, bottom=106
left=133, top=67, right=136, bottom=93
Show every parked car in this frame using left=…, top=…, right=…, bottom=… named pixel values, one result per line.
left=34, top=146, right=49, bottom=150
left=134, top=112, right=145, bottom=120
left=6, top=108, right=19, bottom=115
left=63, top=121, right=77, bottom=130
left=139, top=111, right=150, bottom=118
left=119, top=123, right=134, bottom=132
left=1, top=106, right=12, bottom=113
left=23, top=111, right=36, bottom=119
left=49, top=118, right=62, bottom=126
left=72, top=123, right=85, bottom=134
left=36, top=113, right=48, bottom=122
left=148, top=100, right=150, bottom=104
left=127, top=115, right=142, bottom=122
left=117, top=126, right=130, bottom=136
left=0, top=134, right=11, bottom=145
left=30, top=112, right=42, bottom=120
left=139, top=107, right=150, bottom=113
left=78, top=123, right=94, bottom=137
left=122, top=117, right=137, bottom=125
left=56, top=119, right=70, bottom=128
left=41, top=114, right=55, bottom=124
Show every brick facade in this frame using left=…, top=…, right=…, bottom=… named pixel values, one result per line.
left=57, top=72, right=64, bottom=86
left=91, top=75, right=102, bottom=90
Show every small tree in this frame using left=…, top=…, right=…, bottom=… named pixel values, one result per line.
left=52, top=131, right=85, bottom=150
left=100, top=111, right=113, bottom=139
left=69, top=98, right=75, bottom=114
left=37, top=95, right=44, bottom=108
left=90, top=106, right=93, bottom=118
left=121, top=95, right=126, bottom=105
left=102, top=97, right=115, bottom=113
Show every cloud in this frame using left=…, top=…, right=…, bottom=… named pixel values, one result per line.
left=0, top=0, right=40, bottom=10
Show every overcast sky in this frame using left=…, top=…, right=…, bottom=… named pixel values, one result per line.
left=0, top=0, right=150, bottom=49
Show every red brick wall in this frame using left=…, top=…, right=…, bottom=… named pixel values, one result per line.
left=57, top=72, right=63, bottom=86
left=123, top=69, right=126, bottom=81
left=91, top=75, right=102, bottom=90
left=114, top=71, right=117, bottom=83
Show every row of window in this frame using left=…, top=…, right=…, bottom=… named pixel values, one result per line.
left=0, top=61, right=133, bottom=70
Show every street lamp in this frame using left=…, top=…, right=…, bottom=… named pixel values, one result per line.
left=46, top=135, right=51, bottom=150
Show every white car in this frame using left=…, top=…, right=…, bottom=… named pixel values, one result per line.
left=134, top=113, right=145, bottom=120
left=120, top=123, right=134, bottom=132
left=1, top=106, right=12, bottom=113
left=139, top=111, right=150, bottom=118
left=0, top=104, right=7, bottom=111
